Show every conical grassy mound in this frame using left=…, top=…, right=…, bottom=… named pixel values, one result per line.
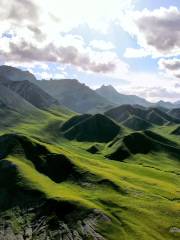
left=63, top=114, right=121, bottom=142
left=105, top=105, right=180, bottom=126
left=107, top=131, right=180, bottom=161
left=171, top=126, right=180, bottom=135
left=61, top=114, right=91, bottom=132
left=87, top=144, right=100, bottom=154
left=123, top=116, right=153, bottom=131
left=145, top=110, right=167, bottom=125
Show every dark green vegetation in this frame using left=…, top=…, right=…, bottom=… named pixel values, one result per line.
left=106, top=130, right=180, bottom=161
left=0, top=66, right=179, bottom=240
left=62, top=114, right=121, bottom=142
left=171, top=126, right=180, bottom=135
left=122, top=116, right=153, bottom=131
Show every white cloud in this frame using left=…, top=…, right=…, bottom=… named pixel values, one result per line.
left=0, top=0, right=135, bottom=36
left=4, top=61, right=49, bottom=70
left=1, top=0, right=179, bottom=103
left=39, top=0, right=135, bottom=32
left=122, top=7, right=180, bottom=58
left=89, top=40, right=115, bottom=51
left=36, top=71, right=66, bottom=80
left=0, top=0, right=131, bottom=75
left=1, top=37, right=129, bottom=74
left=124, top=47, right=149, bottom=58
left=122, top=86, right=180, bottom=102
left=120, top=6, right=180, bottom=102
left=113, top=70, right=180, bottom=102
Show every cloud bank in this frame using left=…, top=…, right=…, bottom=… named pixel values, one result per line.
left=123, top=7, right=180, bottom=58
left=159, top=58, right=180, bottom=79
left=0, top=0, right=130, bottom=75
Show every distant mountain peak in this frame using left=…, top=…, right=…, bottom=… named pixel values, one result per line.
left=34, top=78, right=113, bottom=113
left=98, top=84, right=117, bottom=92
left=0, top=65, right=36, bottom=82
left=96, top=84, right=150, bottom=107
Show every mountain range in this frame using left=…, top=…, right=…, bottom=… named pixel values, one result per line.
left=0, top=65, right=179, bottom=240
left=33, top=78, right=114, bottom=113
left=1, top=65, right=179, bottom=113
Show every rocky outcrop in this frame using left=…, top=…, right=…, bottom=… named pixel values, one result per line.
left=0, top=208, right=109, bottom=240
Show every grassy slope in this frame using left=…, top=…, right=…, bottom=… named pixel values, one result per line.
left=0, top=112, right=179, bottom=240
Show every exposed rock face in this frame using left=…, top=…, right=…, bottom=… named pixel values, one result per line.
left=0, top=133, right=110, bottom=240
left=0, top=208, right=109, bottom=240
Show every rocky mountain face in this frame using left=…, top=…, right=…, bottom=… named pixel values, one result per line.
left=35, top=79, right=114, bottom=113
left=0, top=206, right=108, bottom=240
left=0, top=65, right=36, bottom=82
left=1, top=65, right=179, bottom=113
left=0, top=82, right=37, bottom=113
left=1, top=79, right=59, bottom=109
left=95, top=85, right=151, bottom=107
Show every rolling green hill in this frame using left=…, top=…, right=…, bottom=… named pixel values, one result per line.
left=0, top=104, right=179, bottom=240
left=0, top=68, right=179, bottom=239
left=169, top=108, right=180, bottom=120
left=105, top=104, right=180, bottom=130
left=171, top=126, right=180, bottom=135
left=106, top=130, right=180, bottom=161
left=62, top=114, right=121, bottom=142
left=122, top=116, right=153, bottom=131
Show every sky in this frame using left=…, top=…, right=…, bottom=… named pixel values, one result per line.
left=0, top=0, right=180, bottom=102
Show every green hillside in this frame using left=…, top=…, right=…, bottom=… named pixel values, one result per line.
left=171, top=126, right=180, bottom=135
left=0, top=106, right=179, bottom=240
left=105, top=105, right=180, bottom=131
left=0, top=73, right=179, bottom=240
